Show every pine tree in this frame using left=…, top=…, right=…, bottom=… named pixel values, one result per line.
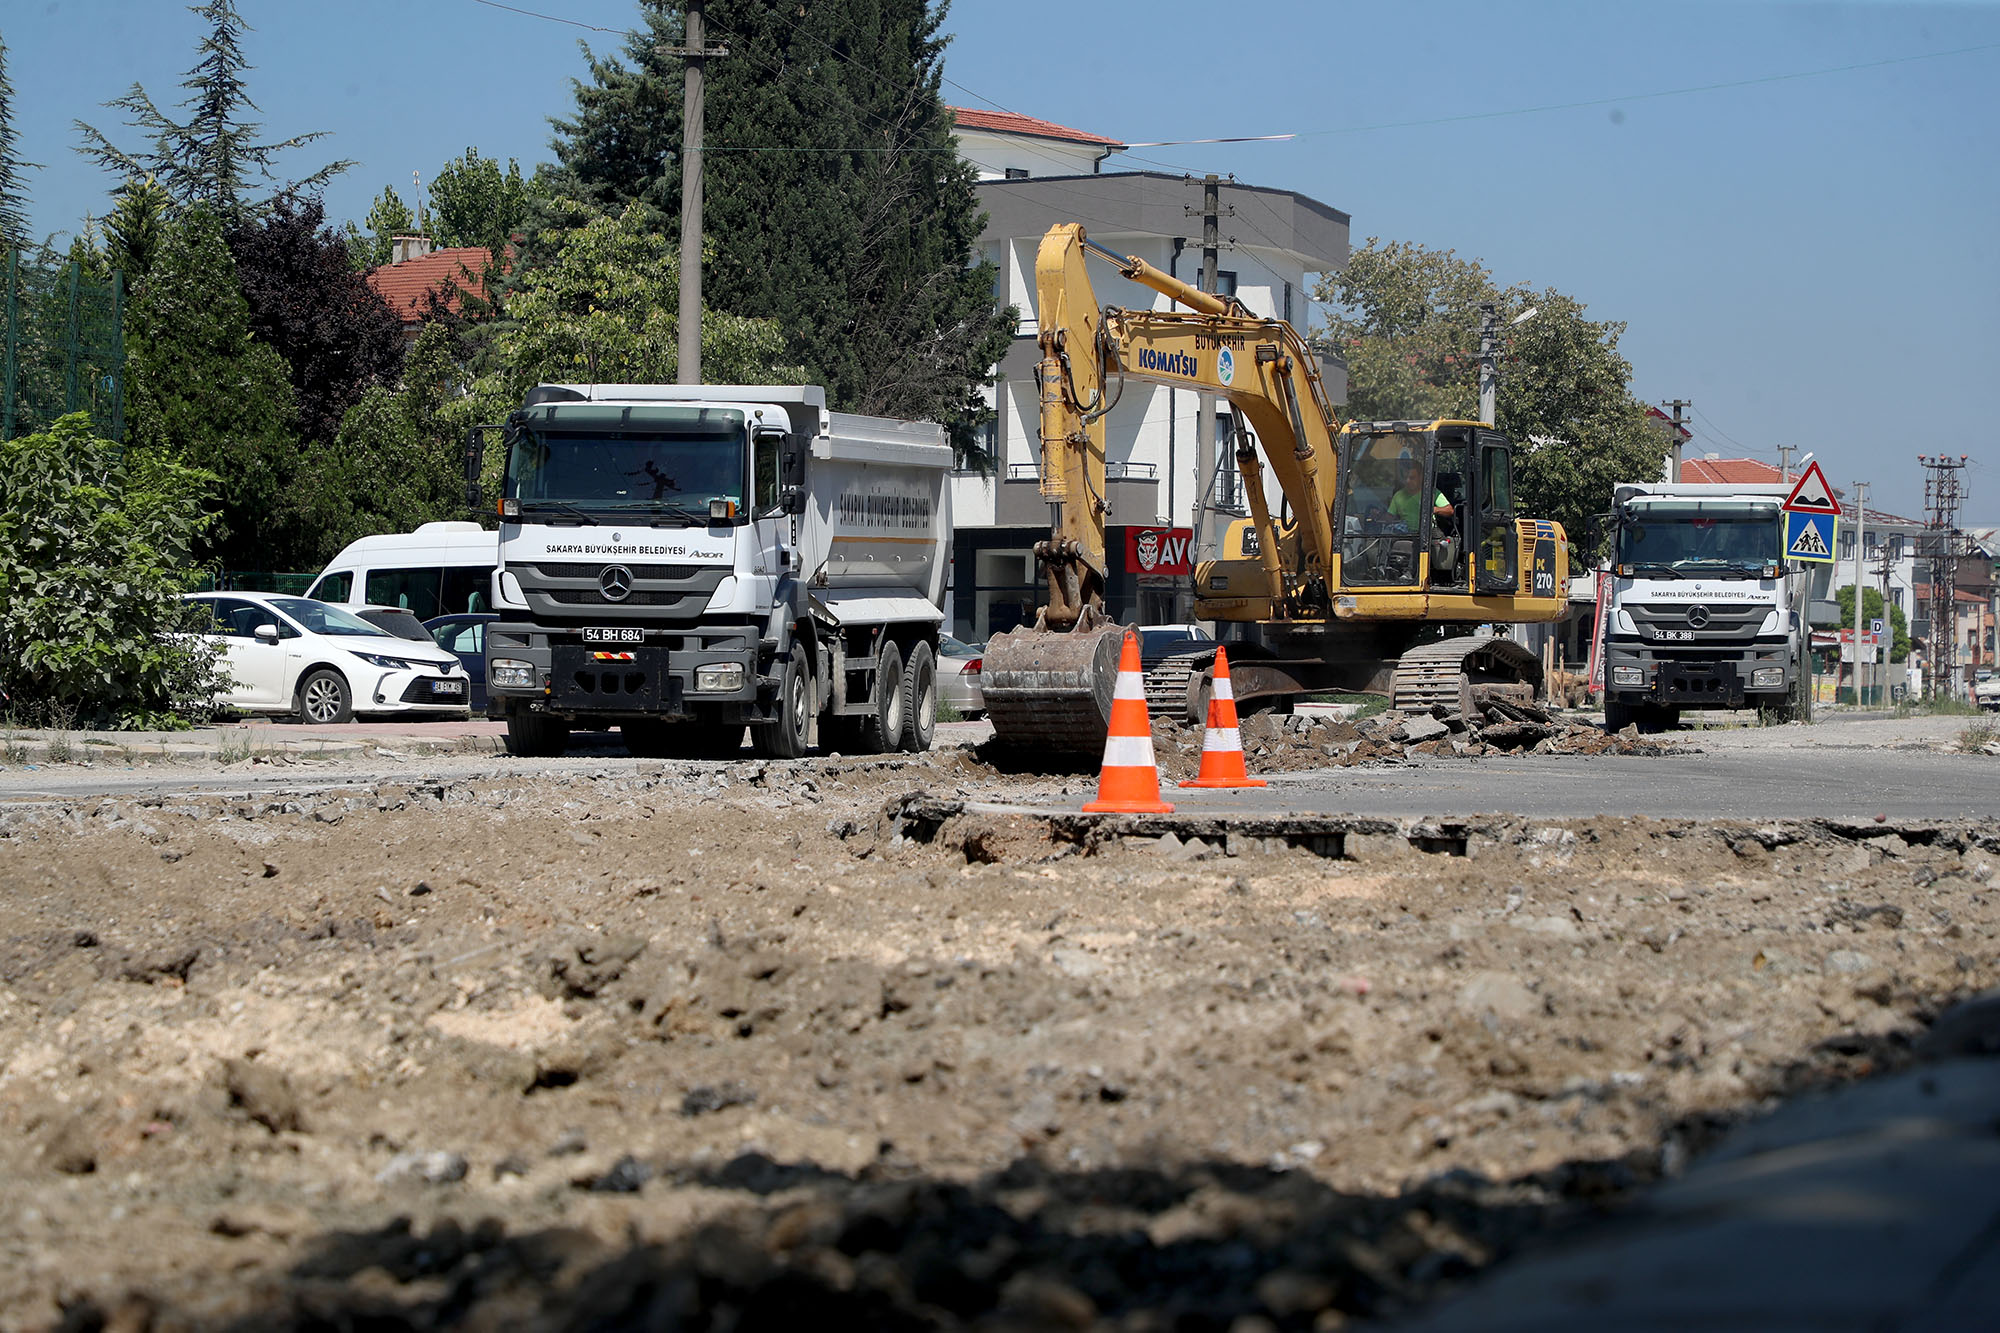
left=75, top=1, right=350, bottom=222
left=124, top=207, right=299, bottom=567
left=548, top=0, right=1014, bottom=456
left=0, top=31, right=37, bottom=251
left=105, top=176, right=174, bottom=283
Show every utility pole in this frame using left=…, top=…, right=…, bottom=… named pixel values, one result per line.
left=673, top=2, right=728, bottom=385
left=1186, top=175, right=1233, bottom=559
left=1920, top=454, right=1968, bottom=697
left=1851, top=481, right=1867, bottom=706
left=1776, top=443, right=1795, bottom=481
left=1478, top=304, right=1499, bottom=427
left=1658, top=399, right=1690, bottom=482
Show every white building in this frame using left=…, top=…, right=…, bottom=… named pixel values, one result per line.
left=945, top=108, right=1350, bottom=640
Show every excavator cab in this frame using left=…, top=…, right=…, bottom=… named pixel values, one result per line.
left=1335, top=422, right=1521, bottom=594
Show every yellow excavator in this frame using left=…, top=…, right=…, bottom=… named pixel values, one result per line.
left=980, top=222, right=1572, bottom=753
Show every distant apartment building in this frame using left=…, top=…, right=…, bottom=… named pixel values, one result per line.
left=945, top=108, right=1350, bottom=641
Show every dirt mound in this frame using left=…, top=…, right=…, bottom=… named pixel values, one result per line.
left=1149, top=699, right=1688, bottom=779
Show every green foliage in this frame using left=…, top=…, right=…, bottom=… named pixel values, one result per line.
left=429, top=149, right=532, bottom=252
left=1833, top=583, right=1909, bottom=662
left=290, top=323, right=480, bottom=565
left=488, top=198, right=804, bottom=397
left=123, top=207, right=299, bottom=567
left=344, top=185, right=414, bottom=270
left=0, top=413, right=225, bottom=727
left=1317, top=238, right=1668, bottom=546
left=1, top=243, right=128, bottom=441
left=548, top=0, right=1015, bottom=462
left=75, top=1, right=350, bottom=222
left=0, top=32, right=36, bottom=251
left=105, top=175, right=174, bottom=281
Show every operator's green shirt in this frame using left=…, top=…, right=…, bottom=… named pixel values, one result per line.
left=1388, top=487, right=1447, bottom=530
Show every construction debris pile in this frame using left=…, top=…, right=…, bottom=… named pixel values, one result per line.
left=1149, top=697, right=1690, bottom=779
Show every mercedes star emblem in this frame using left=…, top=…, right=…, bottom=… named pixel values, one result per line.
left=1686, top=604, right=1711, bottom=629
left=599, top=565, right=633, bottom=602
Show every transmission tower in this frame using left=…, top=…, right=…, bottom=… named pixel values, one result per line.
left=1920, top=454, right=1968, bottom=695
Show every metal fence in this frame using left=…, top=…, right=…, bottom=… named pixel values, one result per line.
left=188, top=572, right=317, bottom=595
left=1, top=250, right=126, bottom=443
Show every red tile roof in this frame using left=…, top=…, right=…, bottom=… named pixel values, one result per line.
left=365, top=246, right=501, bottom=323
left=947, top=106, right=1123, bottom=148
left=1678, top=457, right=1787, bottom=485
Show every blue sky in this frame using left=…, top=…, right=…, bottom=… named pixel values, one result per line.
left=6, top=1, right=1996, bottom=519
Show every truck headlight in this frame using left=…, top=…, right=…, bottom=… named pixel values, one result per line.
left=1752, top=667, right=1785, bottom=687
left=491, top=658, right=535, bottom=688
left=695, top=664, right=745, bottom=693
left=1612, top=666, right=1645, bottom=686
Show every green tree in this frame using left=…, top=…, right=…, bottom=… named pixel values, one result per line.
left=75, top=0, right=349, bottom=222
left=105, top=175, right=174, bottom=282
left=548, top=0, right=1015, bottom=462
left=488, top=198, right=803, bottom=396
left=123, top=207, right=298, bottom=567
left=290, top=323, right=472, bottom=564
left=343, top=185, right=414, bottom=270
left=0, top=413, right=225, bottom=726
left=1317, top=238, right=1667, bottom=544
left=0, top=31, right=36, bottom=251
left=1833, top=583, right=1909, bottom=662
left=429, top=148, right=531, bottom=252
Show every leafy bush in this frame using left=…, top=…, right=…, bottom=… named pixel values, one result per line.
left=0, top=414, right=227, bottom=728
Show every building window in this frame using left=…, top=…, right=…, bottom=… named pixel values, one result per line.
left=1004, top=167, right=1029, bottom=180
left=1215, top=269, right=1238, bottom=297
left=1890, top=534, right=1904, bottom=559
left=1891, top=588, right=1903, bottom=609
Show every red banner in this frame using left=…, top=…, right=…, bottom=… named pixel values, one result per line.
left=1125, top=526, right=1193, bottom=579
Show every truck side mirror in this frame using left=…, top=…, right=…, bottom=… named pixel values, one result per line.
left=782, top=432, right=809, bottom=489
left=781, top=487, right=807, bottom=516
left=464, top=425, right=497, bottom=510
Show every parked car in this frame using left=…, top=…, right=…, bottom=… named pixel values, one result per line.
left=1977, top=669, right=1999, bottom=711
left=1138, top=622, right=1216, bottom=665
left=938, top=635, right=984, bottom=717
left=352, top=605, right=432, bottom=642
left=425, top=612, right=498, bottom=712
left=182, top=591, right=471, bottom=724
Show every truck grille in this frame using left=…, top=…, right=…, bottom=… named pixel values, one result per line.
left=532, top=562, right=704, bottom=581
left=1627, top=602, right=1769, bottom=641
left=546, top=589, right=687, bottom=607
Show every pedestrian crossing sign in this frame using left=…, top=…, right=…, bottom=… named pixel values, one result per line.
left=1784, top=509, right=1836, bottom=563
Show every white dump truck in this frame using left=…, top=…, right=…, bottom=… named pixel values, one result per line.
left=467, top=384, right=951, bottom=759
left=1600, top=481, right=1812, bottom=731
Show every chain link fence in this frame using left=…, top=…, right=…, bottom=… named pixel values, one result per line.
left=1, top=250, right=126, bottom=443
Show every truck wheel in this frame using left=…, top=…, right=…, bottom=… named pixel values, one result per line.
left=297, top=669, right=353, bottom=725
left=899, top=641, right=937, bottom=753
left=867, top=640, right=905, bottom=754
left=506, top=713, right=570, bottom=757
left=752, top=648, right=813, bottom=759
left=1603, top=698, right=1634, bottom=733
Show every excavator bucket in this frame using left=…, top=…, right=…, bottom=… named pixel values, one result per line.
left=979, top=623, right=1128, bottom=754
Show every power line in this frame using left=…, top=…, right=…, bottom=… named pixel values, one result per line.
left=464, top=0, right=621, bottom=33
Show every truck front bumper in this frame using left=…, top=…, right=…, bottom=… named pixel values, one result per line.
left=484, top=623, right=773, bottom=722
left=1605, top=640, right=1793, bottom=709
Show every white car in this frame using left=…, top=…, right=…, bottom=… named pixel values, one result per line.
left=938, top=636, right=984, bottom=717
left=183, top=592, right=471, bottom=723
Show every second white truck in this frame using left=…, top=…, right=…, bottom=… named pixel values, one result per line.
left=1600, top=482, right=1813, bottom=731
left=468, top=384, right=951, bottom=759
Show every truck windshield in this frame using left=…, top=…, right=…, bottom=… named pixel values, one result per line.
left=504, top=407, right=746, bottom=515
left=1617, top=515, right=1774, bottom=573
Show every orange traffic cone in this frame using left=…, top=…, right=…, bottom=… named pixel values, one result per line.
left=1181, top=646, right=1268, bottom=789
left=1083, top=628, right=1174, bottom=814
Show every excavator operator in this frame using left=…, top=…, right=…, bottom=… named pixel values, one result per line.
left=1389, top=458, right=1452, bottom=532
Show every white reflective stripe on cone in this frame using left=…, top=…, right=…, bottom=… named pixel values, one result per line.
left=1212, top=677, right=1235, bottom=701
left=1100, top=735, right=1158, bottom=769
left=1200, top=728, right=1243, bottom=753
left=1113, top=673, right=1147, bottom=701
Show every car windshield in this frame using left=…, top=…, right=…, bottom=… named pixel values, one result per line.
left=267, top=597, right=395, bottom=637
left=359, top=610, right=432, bottom=641
left=1140, top=626, right=1211, bottom=654
left=1617, top=515, right=1775, bottom=572
left=504, top=406, right=746, bottom=514
left=940, top=637, right=982, bottom=658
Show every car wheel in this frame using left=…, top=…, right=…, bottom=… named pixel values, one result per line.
left=297, top=669, right=353, bottom=725
left=752, top=647, right=813, bottom=759
left=506, top=713, right=571, bottom=757
left=867, top=640, right=905, bottom=754
left=899, top=641, right=936, bottom=753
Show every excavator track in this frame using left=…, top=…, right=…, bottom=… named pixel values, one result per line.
left=979, top=623, right=1127, bottom=755
left=1389, top=635, right=1544, bottom=712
